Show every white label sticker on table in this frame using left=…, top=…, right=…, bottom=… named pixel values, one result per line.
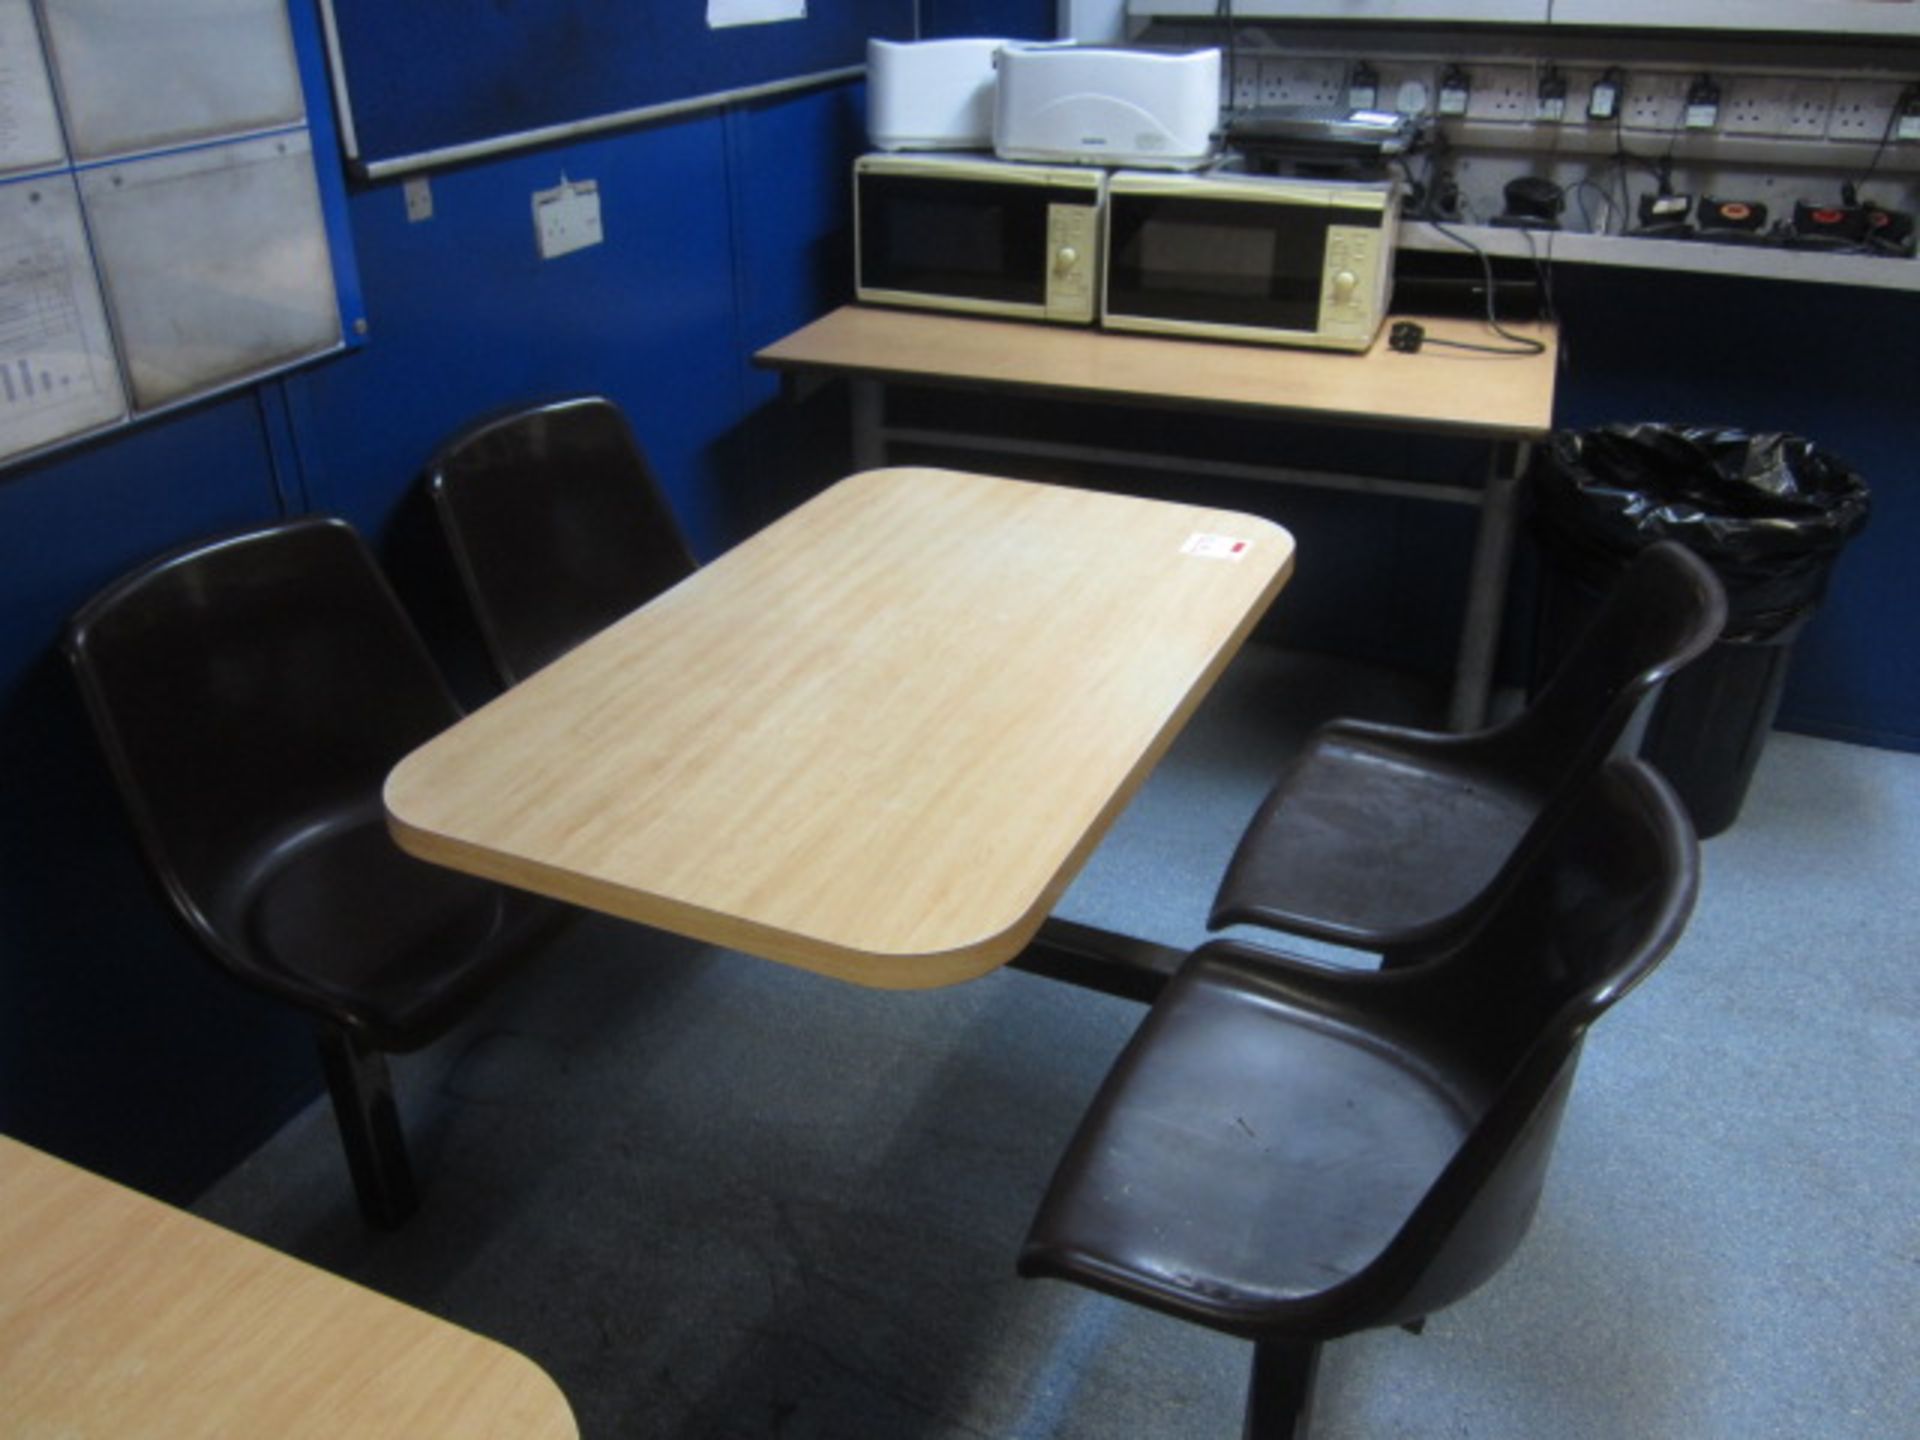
left=1181, top=532, right=1251, bottom=561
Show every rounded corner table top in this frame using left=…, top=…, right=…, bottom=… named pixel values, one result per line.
left=387, top=466, right=1295, bottom=988
left=0, top=1134, right=579, bottom=1440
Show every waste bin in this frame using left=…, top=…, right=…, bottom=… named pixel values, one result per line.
left=1530, top=424, right=1871, bottom=838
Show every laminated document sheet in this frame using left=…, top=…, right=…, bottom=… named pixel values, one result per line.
left=707, top=0, right=806, bottom=27
left=0, top=174, right=127, bottom=462
left=37, top=0, right=304, bottom=159
left=78, top=132, right=340, bottom=411
left=0, top=0, right=66, bottom=176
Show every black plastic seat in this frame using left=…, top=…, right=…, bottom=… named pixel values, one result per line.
left=66, top=516, right=562, bottom=1226
left=425, top=395, right=697, bottom=687
left=1211, top=540, right=1724, bottom=957
left=1020, top=757, right=1700, bottom=1438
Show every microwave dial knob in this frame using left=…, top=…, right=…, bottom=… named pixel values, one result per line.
left=1055, top=245, right=1080, bottom=272
left=1332, top=269, right=1359, bottom=299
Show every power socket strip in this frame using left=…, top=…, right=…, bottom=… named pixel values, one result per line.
left=1828, top=81, right=1908, bottom=141
left=1230, top=58, right=1259, bottom=113
left=1463, top=64, right=1534, bottom=123
left=1622, top=72, right=1690, bottom=132
left=1257, top=58, right=1346, bottom=109
left=1720, top=76, right=1834, bottom=137
left=1779, top=80, right=1837, bottom=137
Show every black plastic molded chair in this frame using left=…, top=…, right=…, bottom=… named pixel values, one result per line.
left=1210, top=540, right=1724, bottom=958
left=425, top=395, right=697, bottom=687
left=1020, top=757, right=1700, bottom=1438
left=66, top=516, right=562, bottom=1227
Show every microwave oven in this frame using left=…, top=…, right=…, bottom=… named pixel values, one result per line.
left=854, top=153, right=1103, bottom=325
left=1101, top=170, right=1399, bottom=352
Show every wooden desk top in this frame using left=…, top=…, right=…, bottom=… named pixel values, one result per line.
left=388, top=467, right=1294, bottom=989
left=0, top=1135, right=577, bottom=1440
left=754, top=305, right=1558, bottom=440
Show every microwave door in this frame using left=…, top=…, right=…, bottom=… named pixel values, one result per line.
left=859, top=174, right=1050, bottom=314
left=1107, top=193, right=1330, bottom=336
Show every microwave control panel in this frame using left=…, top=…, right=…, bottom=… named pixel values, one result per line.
left=1321, top=224, right=1392, bottom=345
left=1044, top=202, right=1101, bottom=322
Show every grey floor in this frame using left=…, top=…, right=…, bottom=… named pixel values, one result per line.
left=196, top=644, right=1920, bottom=1440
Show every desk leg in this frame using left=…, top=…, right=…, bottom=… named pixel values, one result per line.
left=1449, top=440, right=1531, bottom=733
left=1012, top=917, right=1186, bottom=1003
left=851, top=378, right=887, bottom=470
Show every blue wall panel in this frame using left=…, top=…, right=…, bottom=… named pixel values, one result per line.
left=921, top=0, right=1056, bottom=37
left=290, top=118, right=744, bottom=558
left=721, top=83, right=871, bottom=526
left=1547, top=267, right=1920, bottom=750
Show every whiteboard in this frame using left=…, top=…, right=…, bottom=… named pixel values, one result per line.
left=319, top=0, right=914, bottom=175
left=0, top=173, right=127, bottom=460
left=38, top=0, right=306, bottom=160
left=79, top=130, right=339, bottom=411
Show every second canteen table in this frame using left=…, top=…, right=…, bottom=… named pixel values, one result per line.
left=754, top=305, right=1559, bottom=732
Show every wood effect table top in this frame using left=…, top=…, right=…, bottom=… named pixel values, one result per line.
left=387, top=467, right=1294, bottom=988
left=754, top=305, right=1558, bottom=439
left=0, top=1135, right=578, bottom=1440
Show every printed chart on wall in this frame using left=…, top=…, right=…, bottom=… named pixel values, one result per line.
left=0, top=0, right=124, bottom=462
left=0, top=0, right=344, bottom=469
left=0, top=178, right=125, bottom=461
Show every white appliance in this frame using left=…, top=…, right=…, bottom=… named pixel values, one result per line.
left=865, top=37, right=1011, bottom=152
left=994, top=45, right=1221, bottom=171
left=1101, top=170, right=1399, bottom=352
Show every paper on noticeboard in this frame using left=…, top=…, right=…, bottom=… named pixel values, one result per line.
left=0, top=0, right=65, bottom=176
left=707, top=0, right=805, bottom=27
left=0, top=175, right=127, bottom=462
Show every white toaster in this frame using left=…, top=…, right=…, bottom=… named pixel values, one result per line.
left=993, top=45, right=1222, bottom=171
left=866, top=37, right=1009, bottom=152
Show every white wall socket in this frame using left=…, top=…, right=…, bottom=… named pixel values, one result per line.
left=1778, top=81, right=1836, bottom=137
left=533, top=178, right=603, bottom=260
left=1262, top=58, right=1346, bottom=108
left=1828, top=81, right=1907, bottom=141
left=404, top=176, right=432, bottom=223
left=1463, top=65, right=1534, bottom=123
left=1622, top=72, right=1689, bottom=132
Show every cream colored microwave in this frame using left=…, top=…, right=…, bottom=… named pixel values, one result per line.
left=854, top=153, right=1103, bottom=325
left=1101, top=170, right=1399, bottom=352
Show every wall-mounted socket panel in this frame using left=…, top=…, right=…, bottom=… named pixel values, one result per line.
left=1143, top=20, right=1919, bottom=277
left=532, top=178, right=603, bottom=260
left=1718, top=76, right=1833, bottom=137
left=1463, top=64, right=1535, bottom=123
left=1622, top=72, right=1690, bottom=131
left=1828, top=80, right=1908, bottom=140
left=1718, top=78, right=1773, bottom=133
left=1258, top=57, right=1347, bottom=107
left=1230, top=58, right=1260, bottom=111
left=1202, top=29, right=1918, bottom=203
left=403, top=176, right=432, bottom=223
left=1779, top=80, right=1837, bottom=136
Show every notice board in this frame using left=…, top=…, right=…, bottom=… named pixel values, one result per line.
left=320, top=0, right=921, bottom=177
left=0, top=0, right=355, bottom=469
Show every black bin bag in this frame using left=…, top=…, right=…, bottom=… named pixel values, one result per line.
left=1530, top=424, right=1871, bottom=837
